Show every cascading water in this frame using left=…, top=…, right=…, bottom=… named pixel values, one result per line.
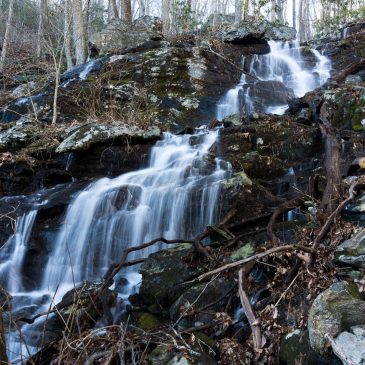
left=216, top=40, right=332, bottom=119
left=1, top=129, right=231, bottom=362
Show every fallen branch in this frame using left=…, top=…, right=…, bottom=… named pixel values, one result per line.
left=189, top=244, right=314, bottom=284
left=238, top=269, right=262, bottom=351
left=332, top=58, right=365, bottom=83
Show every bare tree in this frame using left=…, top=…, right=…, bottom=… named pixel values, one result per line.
left=0, top=0, right=14, bottom=73
left=162, top=0, right=170, bottom=33
left=109, top=0, right=119, bottom=19
left=64, top=0, right=74, bottom=70
left=73, top=0, right=87, bottom=65
left=235, top=0, right=243, bottom=23
left=121, top=0, right=132, bottom=21
left=36, top=0, right=48, bottom=59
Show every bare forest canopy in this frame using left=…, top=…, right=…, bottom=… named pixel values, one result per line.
left=0, top=0, right=365, bottom=73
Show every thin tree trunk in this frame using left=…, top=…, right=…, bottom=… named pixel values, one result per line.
left=121, top=0, right=132, bottom=22
left=64, top=0, right=74, bottom=69
left=36, top=0, right=47, bottom=59
left=137, top=0, right=145, bottom=16
left=72, top=0, right=87, bottom=65
left=162, top=0, right=170, bottom=34
left=234, top=0, right=242, bottom=23
left=109, top=0, right=119, bottom=18
left=243, top=0, right=249, bottom=20
left=292, top=0, right=296, bottom=29
left=0, top=0, right=14, bottom=73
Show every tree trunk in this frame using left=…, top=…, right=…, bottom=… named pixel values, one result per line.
left=64, top=0, right=74, bottom=69
left=109, top=0, right=119, bottom=18
left=292, top=0, right=296, bottom=29
left=0, top=0, right=14, bottom=73
left=243, top=0, right=249, bottom=20
left=234, top=0, right=242, bottom=23
left=162, top=0, right=170, bottom=34
left=121, top=0, right=132, bottom=22
left=72, top=0, right=87, bottom=65
left=36, top=0, right=47, bottom=59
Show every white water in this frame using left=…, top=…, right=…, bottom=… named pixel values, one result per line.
left=3, top=129, right=231, bottom=362
left=216, top=40, right=332, bottom=120
left=0, top=211, right=38, bottom=293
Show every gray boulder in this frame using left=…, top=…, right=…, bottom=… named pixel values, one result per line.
left=218, top=20, right=296, bottom=44
left=308, top=281, right=365, bottom=354
left=56, top=123, right=160, bottom=153
left=332, top=325, right=365, bottom=365
left=336, top=229, right=365, bottom=268
left=90, top=16, right=163, bottom=54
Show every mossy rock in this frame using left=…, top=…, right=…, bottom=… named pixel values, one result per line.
left=136, top=312, right=161, bottom=331
left=170, top=278, right=234, bottom=326
left=230, top=244, right=254, bottom=261
left=139, top=244, right=203, bottom=307
left=308, top=281, right=365, bottom=354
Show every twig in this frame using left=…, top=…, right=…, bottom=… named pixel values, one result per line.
left=310, top=180, right=360, bottom=266
left=189, top=244, right=314, bottom=283
left=274, top=272, right=300, bottom=307
left=238, top=269, right=262, bottom=351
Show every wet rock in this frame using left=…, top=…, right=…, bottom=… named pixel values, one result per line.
left=60, top=57, right=108, bottom=84
left=308, top=281, right=365, bottom=354
left=344, top=192, right=365, bottom=213
left=90, top=16, right=163, bottom=54
left=55, top=281, right=116, bottom=328
left=170, top=278, right=234, bottom=327
left=249, top=80, right=295, bottom=113
left=279, top=329, right=341, bottom=365
left=222, top=114, right=242, bottom=127
left=0, top=310, right=7, bottom=365
left=56, top=123, right=161, bottom=153
left=139, top=244, right=202, bottom=306
left=335, top=229, right=365, bottom=268
left=332, top=325, right=365, bottom=365
left=218, top=20, right=296, bottom=44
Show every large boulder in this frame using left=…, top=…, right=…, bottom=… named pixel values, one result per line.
left=217, top=20, right=296, bottom=44
left=90, top=16, right=163, bottom=54
left=336, top=229, right=365, bottom=268
left=139, top=244, right=202, bottom=306
left=248, top=80, right=295, bottom=113
left=308, top=281, right=365, bottom=354
left=56, top=123, right=161, bottom=153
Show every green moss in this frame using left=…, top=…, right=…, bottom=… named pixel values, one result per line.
left=136, top=312, right=161, bottom=331
left=194, top=332, right=216, bottom=347
left=230, top=244, right=254, bottom=261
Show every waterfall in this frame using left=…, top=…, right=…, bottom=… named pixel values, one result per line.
left=3, top=129, right=231, bottom=363
left=0, top=211, right=38, bottom=293
left=216, top=40, right=332, bottom=120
